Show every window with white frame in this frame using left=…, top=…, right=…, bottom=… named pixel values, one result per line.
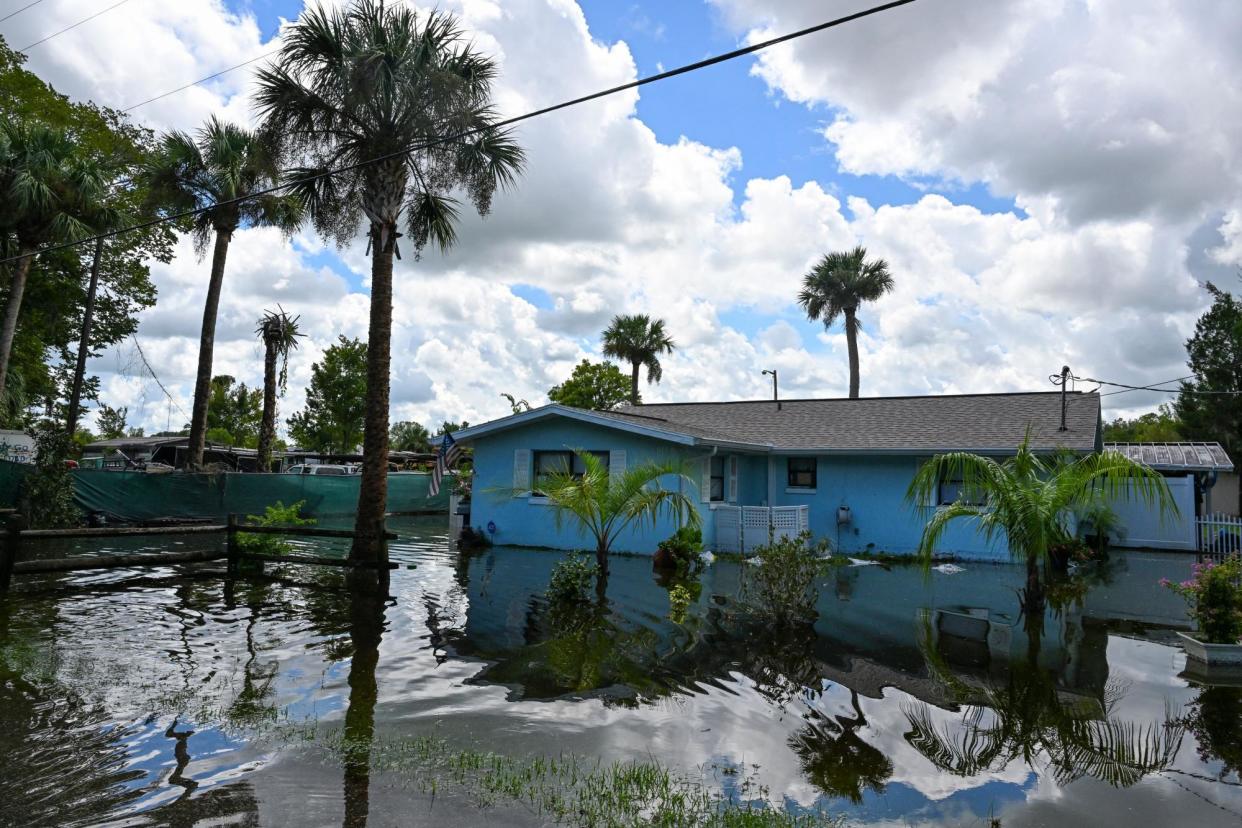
left=533, top=450, right=609, bottom=482
left=937, top=470, right=985, bottom=506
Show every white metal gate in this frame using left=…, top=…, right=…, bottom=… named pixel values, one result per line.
left=1198, top=512, right=1242, bottom=560
left=714, top=505, right=809, bottom=554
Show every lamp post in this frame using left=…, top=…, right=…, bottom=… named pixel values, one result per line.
left=762, top=369, right=779, bottom=409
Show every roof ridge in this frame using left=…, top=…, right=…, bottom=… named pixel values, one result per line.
left=628, top=390, right=1095, bottom=408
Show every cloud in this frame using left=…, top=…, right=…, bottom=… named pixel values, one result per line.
left=20, top=0, right=1223, bottom=435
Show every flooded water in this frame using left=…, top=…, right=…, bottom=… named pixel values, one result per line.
left=1, top=517, right=1240, bottom=827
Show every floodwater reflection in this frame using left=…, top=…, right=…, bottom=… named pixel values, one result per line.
left=0, top=522, right=1239, bottom=826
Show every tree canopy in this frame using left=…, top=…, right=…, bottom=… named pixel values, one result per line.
left=548, top=359, right=633, bottom=410
left=287, top=336, right=368, bottom=454
left=1174, top=281, right=1242, bottom=457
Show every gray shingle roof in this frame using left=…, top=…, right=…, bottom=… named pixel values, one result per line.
left=607, top=392, right=1100, bottom=452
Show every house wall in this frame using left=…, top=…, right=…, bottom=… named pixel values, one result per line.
left=769, top=454, right=1006, bottom=560
left=469, top=419, right=704, bottom=553
left=470, top=418, right=1005, bottom=560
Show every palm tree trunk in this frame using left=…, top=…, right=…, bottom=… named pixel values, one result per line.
left=845, top=308, right=860, bottom=399
left=66, top=237, right=104, bottom=437
left=256, top=338, right=278, bottom=472
left=1024, top=553, right=1045, bottom=615
left=342, top=568, right=386, bottom=828
left=187, top=229, right=232, bottom=468
left=630, top=360, right=640, bottom=405
left=350, top=223, right=395, bottom=564
left=0, top=246, right=36, bottom=406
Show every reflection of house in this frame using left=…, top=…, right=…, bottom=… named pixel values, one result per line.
left=455, top=392, right=1101, bottom=558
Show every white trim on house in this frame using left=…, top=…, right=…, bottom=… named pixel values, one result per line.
left=454, top=405, right=701, bottom=447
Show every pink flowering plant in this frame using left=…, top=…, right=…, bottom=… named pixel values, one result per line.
left=1162, top=556, right=1242, bottom=644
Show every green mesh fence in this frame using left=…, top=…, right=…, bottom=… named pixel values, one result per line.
left=0, top=460, right=447, bottom=521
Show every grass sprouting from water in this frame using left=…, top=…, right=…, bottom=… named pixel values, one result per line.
left=316, top=730, right=840, bottom=828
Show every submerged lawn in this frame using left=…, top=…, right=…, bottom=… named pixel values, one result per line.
left=0, top=518, right=1238, bottom=827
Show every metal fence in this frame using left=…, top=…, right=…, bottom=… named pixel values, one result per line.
left=1197, top=512, right=1242, bottom=563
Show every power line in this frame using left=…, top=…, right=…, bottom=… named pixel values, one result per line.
left=1099, top=375, right=1195, bottom=397
left=121, top=49, right=278, bottom=113
left=0, top=0, right=922, bottom=265
left=18, top=0, right=131, bottom=51
left=1068, top=373, right=1242, bottom=397
left=0, top=0, right=47, bottom=24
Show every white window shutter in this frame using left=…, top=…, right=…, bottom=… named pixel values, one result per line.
left=513, top=449, right=531, bottom=495
left=609, top=449, right=626, bottom=484
left=699, top=456, right=712, bottom=502
left=727, top=456, right=739, bottom=503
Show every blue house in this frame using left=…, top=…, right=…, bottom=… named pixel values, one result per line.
left=454, top=391, right=1103, bottom=561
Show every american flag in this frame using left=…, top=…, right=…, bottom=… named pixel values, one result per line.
left=428, top=431, right=462, bottom=497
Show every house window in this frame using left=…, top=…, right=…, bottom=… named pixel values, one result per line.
left=533, top=450, right=609, bottom=482
left=937, top=472, right=984, bottom=506
left=710, top=456, right=725, bottom=501
left=787, top=457, right=817, bottom=489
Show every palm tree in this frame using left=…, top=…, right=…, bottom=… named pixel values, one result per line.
left=600, top=314, right=675, bottom=405
left=0, top=121, right=111, bottom=404
left=144, top=118, right=303, bottom=469
left=797, top=246, right=894, bottom=399
left=906, top=436, right=1176, bottom=613
left=529, top=449, right=698, bottom=582
left=255, top=308, right=302, bottom=471
left=255, top=0, right=524, bottom=563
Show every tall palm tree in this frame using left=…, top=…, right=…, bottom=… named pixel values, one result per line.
left=255, top=0, right=524, bottom=563
left=600, top=314, right=675, bottom=405
left=144, top=117, right=303, bottom=469
left=797, top=246, right=893, bottom=399
left=255, top=308, right=302, bottom=471
left=0, top=121, right=111, bottom=404
left=906, top=436, right=1176, bottom=613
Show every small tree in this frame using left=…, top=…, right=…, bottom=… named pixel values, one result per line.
left=548, top=359, right=633, bottom=410
left=907, top=436, right=1176, bottom=613
left=527, top=449, right=698, bottom=581
left=287, top=336, right=367, bottom=454
left=20, top=425, right=79, bottom=528
left=256, top=309, right=302, bottom=471
left=95, top=404, right=128, bottom=440
left=389, top=421, right=432, bottom=453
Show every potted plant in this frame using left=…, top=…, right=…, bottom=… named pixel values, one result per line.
left=1163, top=556, right=1242, bottom=668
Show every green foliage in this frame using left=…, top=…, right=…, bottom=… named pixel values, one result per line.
left=601, top=315, right=675, bottom=403
left=546, top=553, right=599, bottom=605
left=1176, top=685, right=1242, bottom=778
left=501, top=393, right=531, bottom=413
left=548, top=359, right=634, bottom=410
left=1102, top=404, right=1183, bottom=443
left=524, top=449, right=699, bottom=571
left=668, top=584, right=693, bottom=622
left=742, top=531, right=827, bottom=627
left=287, top=336, right=367, bottom=453
left=1075, top=499, right=1124, bottom=555
left=390, top=420, right=432, bottom=452
left=94, top=404, right=127, bottom=440
left=1175, top=282, right=1242, bottom=456
left=657, top=525, right=704, bottom=576
left=20, top=426, right=79, bottom=528
left=907, top=435, right=1177, bottom=607
left=1162, top=557, right=1242, bottom=644
left=195, top=375, right=261, bottom=447
left=235, top=500, right=316, bottom=557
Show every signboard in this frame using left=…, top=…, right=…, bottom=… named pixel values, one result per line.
left=0, top=430, right=35, bottom=464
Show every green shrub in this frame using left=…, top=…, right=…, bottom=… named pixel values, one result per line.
left=1163, top=556, right=1242, bottom=644
left=656, top=525, right=704, bottom=576
left=742, top=531, right=828, bottom=627
left=235, top=500, right=315, bottom=557
left=668, top=584, right=693, bottom=622
left=547, top=553, right=598, bottom=604
left=21, top=426, right=79, bottom=529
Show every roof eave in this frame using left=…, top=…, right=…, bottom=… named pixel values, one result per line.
left=453, top=404, right=699, bottom=446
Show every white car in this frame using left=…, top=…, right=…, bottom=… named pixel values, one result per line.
left=285, top=464, right=355, bottom=476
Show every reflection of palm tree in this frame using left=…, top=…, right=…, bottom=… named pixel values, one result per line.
left=903, top=653, right=1184, bottom=788
left=790, top=691, right=892, bottom=803
left=342, top=570, right=388, bottom=828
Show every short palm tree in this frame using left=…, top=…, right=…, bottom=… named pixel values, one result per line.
left=255, top=0, right=524, bottom=563
left=145, top=117, right=303, bottom=468
left=797, top=246, right=893, bottom=399
left=255, top=308, right=302, bottom=471
left=530, top=449, right=699, bottom=581
left=0, top=121, right=111, bottom=404
left=906, top=436, right=1176, bottom=613
left=600, top=314, right=675, bottom=405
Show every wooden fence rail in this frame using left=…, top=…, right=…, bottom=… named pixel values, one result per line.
left=0, top=514, right=399, bottom=589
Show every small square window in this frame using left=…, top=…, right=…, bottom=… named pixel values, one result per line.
left=937, top=473, right=985, bottom=506
left=787, top=457, right=817, bottom=489
left=710, top=456, right=725, bottom=502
